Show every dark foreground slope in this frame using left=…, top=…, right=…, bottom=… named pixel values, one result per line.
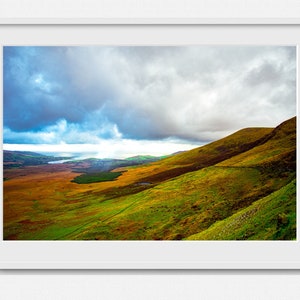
left=3, top=117, right=296, bottom=240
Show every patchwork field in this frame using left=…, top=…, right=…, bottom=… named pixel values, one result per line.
left=3, top=117, right=296, bottom=240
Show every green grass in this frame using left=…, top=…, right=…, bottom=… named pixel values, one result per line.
left=71, top=171, right=123, bottom=184
left=68, top=163, right=294, bottom=240
left=186, top=179, right=296, bottom=240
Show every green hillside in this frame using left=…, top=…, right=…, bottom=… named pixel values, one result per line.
left=187, top=179, right=296, bottom=240
left=3, top=117, right=296, bottom=240
left=76, top=116, right=296, bottom=240
left=127, top=126, right=275, bottom=184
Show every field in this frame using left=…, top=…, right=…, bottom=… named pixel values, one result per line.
left=3, top=117, right=296, bottom=240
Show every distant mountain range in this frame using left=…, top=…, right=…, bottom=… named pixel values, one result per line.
left=3, top=150, right=165, bottom=170
left=3, top=150, right=67, bottom=168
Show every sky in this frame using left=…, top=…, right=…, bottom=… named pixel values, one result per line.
left=3, top=46, right=297, bottom=158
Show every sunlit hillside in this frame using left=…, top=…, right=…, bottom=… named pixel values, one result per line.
left=3, top=117, right=296, bottom=240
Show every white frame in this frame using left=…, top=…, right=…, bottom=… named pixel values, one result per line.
left=0, top=1, right=299, bottom=270
left=0, top=0, right=300, bottom=24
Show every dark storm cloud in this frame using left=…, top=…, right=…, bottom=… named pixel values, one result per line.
left=4, top=47, right=116, bottom=131
left=3, top=46, right=296, bottom=144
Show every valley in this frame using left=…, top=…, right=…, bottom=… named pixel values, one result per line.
left=3, top=117, right=296, bottom=240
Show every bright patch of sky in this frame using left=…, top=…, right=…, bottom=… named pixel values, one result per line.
left=3, top=139, right=201, bottom=159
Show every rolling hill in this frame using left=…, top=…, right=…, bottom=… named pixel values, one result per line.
left=3, top=150, right=67, bottom=168
left=3, top=117, right=296, bottom=240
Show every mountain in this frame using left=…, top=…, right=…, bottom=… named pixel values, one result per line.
left=3, top=117, right=296, bottom=240
left=3, top=150, right=166, bottom=172
left=3, top=150, right=67, bottom=168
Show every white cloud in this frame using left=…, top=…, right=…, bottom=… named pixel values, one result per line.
left=4, top=118, right=124, bottom=144
left=4, top=46, right=296, bottom=145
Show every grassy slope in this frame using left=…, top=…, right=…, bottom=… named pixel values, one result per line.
left=184, top=117, right=296, bottom=240
left=217, top=117, right=296, bottom=169
left=69, top=167, right=269, bottom=240
left=124, top=126, right=274, bottom=184
left=3, top=117, right=296, bottom=240
left=59, top=118, right=296, bottom=240
left=186, top=179, right=296, bottom=240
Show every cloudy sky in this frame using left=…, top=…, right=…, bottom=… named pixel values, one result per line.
left=3, top=46, right=296, bottom=158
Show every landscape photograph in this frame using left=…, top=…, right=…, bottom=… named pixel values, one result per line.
left=3, top=45, right=296, bottom=240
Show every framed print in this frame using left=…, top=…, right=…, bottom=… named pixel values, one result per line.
left=0, top=3, right=299, bottom=269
